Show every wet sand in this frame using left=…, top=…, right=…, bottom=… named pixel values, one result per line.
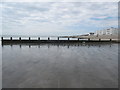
left=2, top=43, right=118, bottom=88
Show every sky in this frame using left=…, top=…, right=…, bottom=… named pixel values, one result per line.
left=0, top=1, right=118, bottom=36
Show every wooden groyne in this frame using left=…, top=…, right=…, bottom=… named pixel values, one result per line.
left=1, top=37, right=119, bottom=44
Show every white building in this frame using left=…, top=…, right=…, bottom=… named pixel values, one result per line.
left=95, top=27, right=118, bottom=35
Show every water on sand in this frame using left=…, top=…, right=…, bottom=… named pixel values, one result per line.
left=2, top=43, right=118, bottom=88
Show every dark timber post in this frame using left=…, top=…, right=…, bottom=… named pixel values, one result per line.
left=68, top=38, right=69, bottom=41
left=38, top=37, right=40, bottom=40
left=29, top=37, right=30, bottom=41
left=48, top=37, right=50, bottom=40
left=1, top=37, right=3, bottom=41
left=78, top=38, right=80, bottom=41
left=10, top=37, right=12, bottom=41
left=99, top=38, right=101, bottom=41
left=110, top=39, right=112, bottom=42
left=58, top=37, right=59, bottom=40
left=19, top=37, right=21, bottom=41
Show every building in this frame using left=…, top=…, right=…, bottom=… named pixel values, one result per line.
left=89, top=32, right=94, bottom=35
left=94, top=27, right=118, bottom=35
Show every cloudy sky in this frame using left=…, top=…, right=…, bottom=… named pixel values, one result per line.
left=1, top=2, right=118, bottom=36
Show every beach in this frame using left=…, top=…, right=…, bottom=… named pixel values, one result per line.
left=2, top=43, right=118, bottom=88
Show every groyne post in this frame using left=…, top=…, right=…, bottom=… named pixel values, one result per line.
left=10, top=37, right=12, bottom=41
left=38, top=37, right=40, bottom=40
left=99, top=39, right=101, bottom=41
left=48, top=37, right=50, bottom=40
left=58, top=37, right=59, bottom=40
left=19, top=37, right=21, bottom=41
left=29, top=37, right=30, bottom=41
left=68, top=38, right=69, bottom=40
left=1, top=37, right=3, bottom=41
left=110, top=39, right=112, bottom=41
left=78, top=38, right=80, bottom=41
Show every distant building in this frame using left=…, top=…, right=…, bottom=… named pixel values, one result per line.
left=89, top=32, right=94, bottom=35
left=95, top=27, right=118, bottom=35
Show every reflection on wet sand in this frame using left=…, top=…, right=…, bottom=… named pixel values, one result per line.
left=2, top=42, right=113, bottom=49
left=2, top=43, right=118, bottom=88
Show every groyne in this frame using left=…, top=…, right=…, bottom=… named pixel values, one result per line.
left=1, top=37, right=119, bottom=44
